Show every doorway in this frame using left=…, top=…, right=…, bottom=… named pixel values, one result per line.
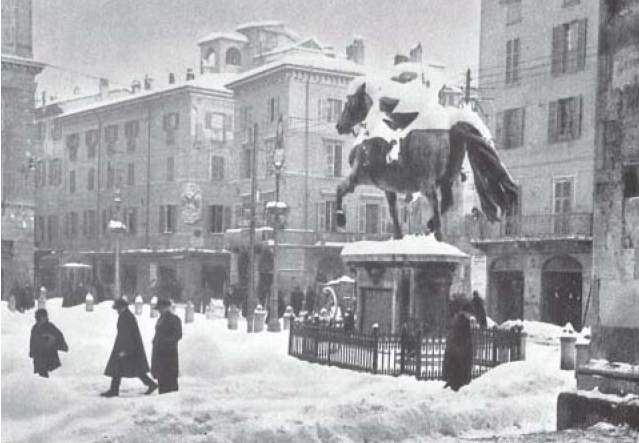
left=542, top=256, right=582, bottom=330
left=490, top=256, right=524, bottom=323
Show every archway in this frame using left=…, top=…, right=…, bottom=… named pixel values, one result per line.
left=542, top=255, right=582, bottom=330
left=225, top=47, right=242, bottom=66
left=203, top=49, right=217, bottom=69
left=490, top=256, right=524, bottom=323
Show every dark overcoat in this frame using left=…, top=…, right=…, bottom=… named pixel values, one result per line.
left=30, top=322, right=68, bottom=374
left=151, top=311, right=182, bottom=380
left=470, top=296, right=488, bottom=329
left=104, top=308, right=150, bottom=377
left=442, top=312, right=473, bottom=391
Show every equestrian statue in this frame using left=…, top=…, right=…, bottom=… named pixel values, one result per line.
left=334, top=70, right=518, bottom=241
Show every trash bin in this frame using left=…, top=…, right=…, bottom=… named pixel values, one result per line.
left=282, top=305, right=295, bottom=330
left=150, top=296, right=158, bottom=318
left=253, top=305, right=267, bottom=332
left=37, top=287, right=47, bottom=309
left=227, top=305, right=239, bottom=330
left=184, top=300, right=195, bottom=323
left=85, top=292, right=94, bottom=312
left=560, top=332, right=577, bottom=370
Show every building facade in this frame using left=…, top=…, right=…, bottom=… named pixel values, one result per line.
left=474, top=0, right=601, bottom=328
left=1, top=0, right=45, bottom=297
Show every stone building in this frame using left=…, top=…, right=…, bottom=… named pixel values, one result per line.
left=474, top=0, right=601, bottom=328
left=34, top=72, right=236, bottom=306
left=1, top=0, right=45, bottom=297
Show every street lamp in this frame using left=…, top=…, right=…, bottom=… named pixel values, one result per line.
left=109, top=188, right=127, bottom=300
left=266, top=116, right=287, bottom=332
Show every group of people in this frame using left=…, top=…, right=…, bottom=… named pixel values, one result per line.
left=29, top=297, right=183, bottom=397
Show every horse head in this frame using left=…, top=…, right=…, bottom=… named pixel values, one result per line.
left=336, top=81, right=373, bottom=135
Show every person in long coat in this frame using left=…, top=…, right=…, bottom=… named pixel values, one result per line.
left=101, top=298, right=157, bottom=397
left=470, top=290, right=488, bottom=329
left=442, top=310, right=474, bottom=391
left=29, top=309, right=68, bottom=377
left=151, top=298, right=182, bottom=394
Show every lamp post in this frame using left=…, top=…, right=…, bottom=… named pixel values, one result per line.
left=109, top=188, right=127, bottom=300
left=266, top=116, right=287, bottom=332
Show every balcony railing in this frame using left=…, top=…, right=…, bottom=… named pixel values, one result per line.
left=467, top=212, right=593, bottom=242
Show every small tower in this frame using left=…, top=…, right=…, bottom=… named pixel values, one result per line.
left=346, top=37, right=365, bottom=65
left=197, top=32, right=248, bottom=74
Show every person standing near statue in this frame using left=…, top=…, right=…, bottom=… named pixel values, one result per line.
left=470, top=290, right=487, bottom=329
left=101, top=298, right=157, bottom=397
left=151, top=298, right=182, bottom=394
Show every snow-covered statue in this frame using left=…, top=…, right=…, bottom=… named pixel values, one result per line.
left=334, top=68, right=518, bottom=241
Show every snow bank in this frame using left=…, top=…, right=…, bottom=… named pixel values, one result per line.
left=499, top=320, right=565, bottom=344
left=2, top=300, right=576, bottom=443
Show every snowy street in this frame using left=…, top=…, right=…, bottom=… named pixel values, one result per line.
left=2, top=300, right=636, bottom=443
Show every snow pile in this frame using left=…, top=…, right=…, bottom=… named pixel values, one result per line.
left=2, top=300, right=577, bottom=443
left=341, top=234, right=468, bottom=261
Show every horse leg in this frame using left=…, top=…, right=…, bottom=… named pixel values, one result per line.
left=335, top=178, right=355, bottom=228
left=421, top=183, right=442, bottom=241
left=385, top=191, right=402, bottom=240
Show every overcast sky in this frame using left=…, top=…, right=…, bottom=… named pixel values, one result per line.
left=34, top=0, right=481, bottom=97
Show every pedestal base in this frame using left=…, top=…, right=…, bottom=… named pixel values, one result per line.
left=557, top=391, right=639, bottom=430
left=267, top=319, right=281, bottom=332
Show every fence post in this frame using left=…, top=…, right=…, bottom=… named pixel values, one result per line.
left=492, top=328, right=498, bottom=366
left=313, top=325, right=319, bottom=362
left=327, top=325, right=332, bottom=366
left=400, top=324, right=407, bottom=375
left=518, top=331, right=527, bottom=361
left=372, top=324, right=379, bottom=374
left=415, top=328, right=422, bottom=380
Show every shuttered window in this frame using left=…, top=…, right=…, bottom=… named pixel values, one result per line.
left=208, top=205, right=229, bottom=233
left=211, top=156, right=225, bottom=180
left=495, top=107, right=525, bottom=149
left=159, top=205, right=177, bottom=233
left=506, top=38, right=520, bottom=84
left=548, top=96, right=583, bottom=143
left=551, top=19, right=587, bottom=76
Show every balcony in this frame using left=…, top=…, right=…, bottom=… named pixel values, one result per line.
left=315, top=231, right=392, bottom=244
left=467, top=212, right=593, bottom=244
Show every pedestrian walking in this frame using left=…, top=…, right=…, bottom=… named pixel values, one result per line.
left=151, top=298, right=182, bottom=394
left=101, top=298, right=157, bottom=397
left=29, top=309, right=68, bottom=377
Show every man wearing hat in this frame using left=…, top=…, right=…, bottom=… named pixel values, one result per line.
left=151, top=298, right=182, bottom=394
left=101, top=298, right=157, bottom=397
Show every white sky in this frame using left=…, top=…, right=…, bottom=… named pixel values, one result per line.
left=33, top=0, right=481, bottom=97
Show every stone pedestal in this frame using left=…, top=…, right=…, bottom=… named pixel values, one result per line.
left=341, top=235, right=469, bottom=334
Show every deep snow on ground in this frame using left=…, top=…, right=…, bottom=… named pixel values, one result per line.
left=1, top=300, right=631, bottom=443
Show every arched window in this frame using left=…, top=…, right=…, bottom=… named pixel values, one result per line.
left=225, top=47, right=241, bottom=66
left=204, top=49, right=217, bottom=67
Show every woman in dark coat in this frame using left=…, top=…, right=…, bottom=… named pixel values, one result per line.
left=442, top=311, right=474, bottom=391
left=470, top=291, right=488, bottom=329
left=101, top=298, right=156, bottom=397
left=29, top=309, right=68, bottom=377
left=151, top=298, right=182, bottom=394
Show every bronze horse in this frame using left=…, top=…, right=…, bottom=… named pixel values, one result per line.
left=335, top=82, right=518, bottom=241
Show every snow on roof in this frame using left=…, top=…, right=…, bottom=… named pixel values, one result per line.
left=257, top=38, right=325, bottom=59
left=107, top=220, right=128, bottom=231
left=61, top=262, right=92, bottom=269
left=236, top=20, right=283, bottom=30
left=58, top=73, right=236, bottom=118
left=226, top=53, right=364, bottom=87
left=197, top=31, right=249, bottom=44
left=341, top=234, right=468, bottom=263
left=324, top=275, right=355, bottom=286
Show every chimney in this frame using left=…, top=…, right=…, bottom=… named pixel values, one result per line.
left=168, top=73, right=175, bottom=84
left=131, top=80, right=141, bottom=94
left=409, top=43, right=423, bottom=63
left=346, top=37, right=365, bottom=65
left=394, top=54, right=409, bottom=65
left=186, top=68, right=195, bottom=81
left=143, top=74, right=153, bottom=90
left=99, top=78, right=109, bottom=100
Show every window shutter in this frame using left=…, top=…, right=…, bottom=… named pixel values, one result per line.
left=317, top=99, right=323, bottom=121
left=575, top=95, right=583, bottom=138
left=513, top=38, right=520, bottom=82
left=159, top=206, right=165, bottom=233
left=577, top=19, right=587, bottom=70
left=506, top=40, right=512, bottom=84
left=381, top=204, right=389, bottom=234
left=334, top=143, right=342, bottom=177
left=519, top=107, right=526, bottom=147
left=495, top=112, right=504, bottom=148
left=224, top=206, right=231, bottom=230
left=317, top=202, right=326, bottom=232
left=358, top=201, right=366, bottom=233
left=548, top=101, right=558, bottom=142
left=551, top=25, right=563, bottom=75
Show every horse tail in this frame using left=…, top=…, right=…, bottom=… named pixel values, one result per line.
left=348, top=143, right=360, bottom=167
left=451, top=122, right=518, bottom=222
